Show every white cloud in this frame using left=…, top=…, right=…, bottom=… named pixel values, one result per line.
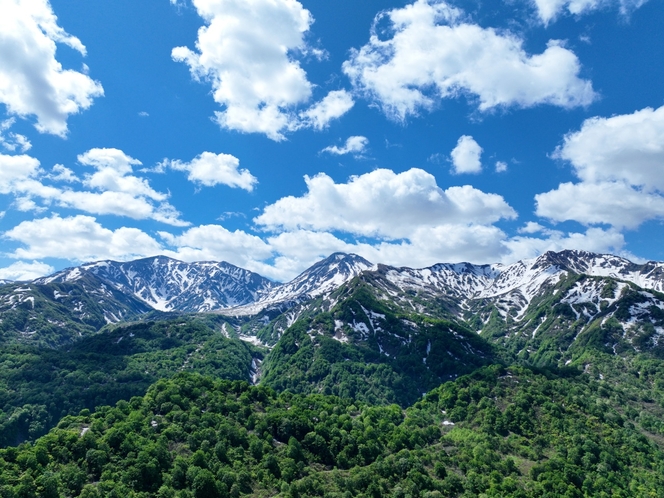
left=518, top=221, right=547, bottom=234
left=0, top=260, right=54, bottom=281
left=58, top=191, right=186, bottom=225
left=503, top=226, right=627, bottom=263
left=553, top=105, right=664, bottom=191
left=5, top=214, right=163, bottom=261
left=321, top=136, right=369, bottom=156
left=342, top=0, right=596, bottom=121
left=0, top=211, right=635, bottom=283
left=537, top=106, right=664, bottom=229
left=255, top=168, right=516, bottom=240
left=159, top=224, right=274, bottom=274
left=165, top=151, right=257, bottom=190
left=261, top=225, right=510, bottom=280
left=450, top=135, right=482, bottom=174
left=172, top=0, right=315, bottom=141
left=0, top=0, right=103, bottom=136
left=0, top=153, right=41, bottom=193
left=0, top=118, right=32, bottom=152
left=78, top=147, right=140, bottom=175
left=536, top=181, right=664, bottom=229
left=78, top=148, right=165, bottom=201
left=532, top=0, right=650, bottom=24
left=14, top=196, right=45, bottom=212
left=48, top=164, right=78, bottom=183
left=299, top=90, right=355, bottom=130
left=495, top=161, right=508, bottom=173
left=2, top=148, right=188, bottom=226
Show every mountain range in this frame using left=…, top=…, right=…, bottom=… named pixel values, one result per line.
left=3, top=249, right=664, bottom=353
left=4, top=248, right=664, bottom=496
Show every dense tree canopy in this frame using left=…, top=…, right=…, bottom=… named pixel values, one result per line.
left=2, top=365, right=664, bottom=497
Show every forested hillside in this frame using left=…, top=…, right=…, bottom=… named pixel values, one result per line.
left=2, top=367, right=664, bottom=497
left=260, top=279, right=495, bottom=406
left=0, top=318, right=261, bottom=447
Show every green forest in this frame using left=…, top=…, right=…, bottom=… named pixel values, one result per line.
left=2, top=365, right=664, bottom=497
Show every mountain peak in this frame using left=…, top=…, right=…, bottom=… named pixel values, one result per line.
left=313, top=252, right=373, bottom=268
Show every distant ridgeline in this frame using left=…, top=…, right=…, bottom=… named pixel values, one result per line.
left=2, top=250, right=664, bottom=495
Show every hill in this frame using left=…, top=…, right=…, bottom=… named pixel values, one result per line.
left=1, top=368, right=664, bottom=497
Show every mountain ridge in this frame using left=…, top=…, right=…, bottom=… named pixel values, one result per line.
left=11, top=249, right=664, bottom=314
left=4, top=249, right=664, bottom=352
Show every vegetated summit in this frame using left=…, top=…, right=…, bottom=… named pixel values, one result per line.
left=2, top=250, right=664, bottom=496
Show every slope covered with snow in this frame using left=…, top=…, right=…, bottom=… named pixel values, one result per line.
left=381, top=250, right=664, bottom=318
left=23, top=250, right=664, bottom=323
left=228, top=253, right=375, bottom=315
left=37, top=256, right=277, bottom=312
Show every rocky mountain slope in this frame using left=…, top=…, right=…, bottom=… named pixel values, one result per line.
left=35, top=256, right=277, bottom=312
left=0, top=273, right=151, bottom=347
left=3, top=249, right=664, bottom=361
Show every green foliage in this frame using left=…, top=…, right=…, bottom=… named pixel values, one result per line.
left=0, top=318, right=259, bottom=446
left=1, top=367, right=664, bottom=497
left=261, top=279, right=495, bottom=407
left=6, top=258, right=664, bottom=496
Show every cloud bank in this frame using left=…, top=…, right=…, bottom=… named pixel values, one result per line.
left=531, top=0, right=651, bottom=24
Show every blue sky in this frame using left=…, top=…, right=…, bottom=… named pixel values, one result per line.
left=0, top=0, right=663, bottom=281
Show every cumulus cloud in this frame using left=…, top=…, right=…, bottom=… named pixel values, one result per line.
left=504, top=226, right=628, bottom=262
left=0, top=0, right=103, bottom=136
left=1, top=210, right=634, bottom=284
left=321, top=136, right=369, bottom=156
left=553, top=105, right=664, bottom=191
left=537, top=105, right=664, bottom=229
left=5, top=214, right=163, bottom=261
left=0, top=153, right=41, bottom=193
left=2, top=148, right=188, bottom=226
left=262, top=222, right=622, bottom=279
left=173, top=0, right=317, bottom=140
left=164, top=151, right=257, bottom=190
left=48, top=164, right=78, bottom=183
left=495, top=161, right=508, bottom=173
left=536, top=182, right=664, bottom=229
left=254, top=168, right=516, bottom=240
left=0, top=118, right=31, bottom=152
left=531, top=0, right=650, bottom=24
left=158, top=224, right=274, bottom=273
left=451, top=135, right=482, bottom=174
left=78, top=148, right=166, bottom=201
left=260, top=225, right=509, bottom=279
left=342, top=0, right=596, bottom=121
left=0, top=260, right=54, bottom=281
left=299, top=90, right=355, bottom=130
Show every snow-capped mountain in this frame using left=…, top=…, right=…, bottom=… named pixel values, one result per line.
left=380, top=250, right=664, bottom=318
left=6, top=248, right=664, bottom=352
left=13, top=249, right=664, bottom=321
left=36, top=256, right=277, bottom=312
left=230, top=253, right=375, bottom=315
left=0, top=273, right=152, bottom=347
left=270, top=252, right=374, bottom=300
